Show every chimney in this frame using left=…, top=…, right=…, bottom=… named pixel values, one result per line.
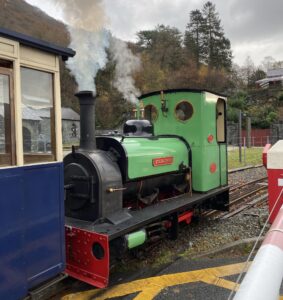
left=75, top=91, right=96, bottom=151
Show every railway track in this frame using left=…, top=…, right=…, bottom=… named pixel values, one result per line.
left=204, top=176, right=268, bottom=220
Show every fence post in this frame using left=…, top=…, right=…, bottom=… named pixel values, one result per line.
left=246, top=117, right=251, bottom=148
left=243, top=137, right=246, bottom=165
left=239, top=111, right=242, bottom=163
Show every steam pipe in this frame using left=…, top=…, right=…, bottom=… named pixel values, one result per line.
left=75, top=91, right=96, bottom=151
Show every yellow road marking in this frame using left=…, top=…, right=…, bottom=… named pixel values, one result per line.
left=62, top=262, right=246, bottom=300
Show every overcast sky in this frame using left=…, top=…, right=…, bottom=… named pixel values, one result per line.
left=26, top=0, right=283, bottom=66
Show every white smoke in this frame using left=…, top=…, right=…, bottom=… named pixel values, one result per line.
left=67, top=27, right=110, bottom=92
left=44, top=0, right=140, bottom=101
left=109, top=37, right=141, bottom=103
left=46, top=0, right=108, bottom=94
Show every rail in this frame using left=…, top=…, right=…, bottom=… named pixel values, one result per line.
left=204, top=176, right=268, bottom=219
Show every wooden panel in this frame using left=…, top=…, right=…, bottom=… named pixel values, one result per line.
left=0, top=67, right=16, bottom=166
left=54, top=64, right=63, bottom=161
left=0, top=37, right=17, bottom=58
left=24, top=154, right=55, bottom=164
left=20, top=45, right=57, bottom=69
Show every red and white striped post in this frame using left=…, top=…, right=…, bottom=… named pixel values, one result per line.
left=234, top=201, right=283, bottom=300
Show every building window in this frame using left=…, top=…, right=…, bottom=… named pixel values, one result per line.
left=0, top=65, right=15, bottom=166
left=144, top=104, right=158, bottom=123
left=175, top=101, right=194, bottom=122
left=21, top=67, right=55, bottom=163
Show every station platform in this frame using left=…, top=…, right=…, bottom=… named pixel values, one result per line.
left=58, top=251, right=283, bottom=300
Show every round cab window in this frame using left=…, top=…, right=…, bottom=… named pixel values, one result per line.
left=144, top=104, right=158, bottom=123
left=175, top=101, right=193, bottom=122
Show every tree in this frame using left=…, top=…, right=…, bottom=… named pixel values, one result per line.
left=136, top=25, right=184, bottom=71
left=201, top=1, right=232, bottom=70
left=184, top=9, right=204, bottom=65
left=249, top=68, right=266, bottom=88
left=241, top=56, right=255, bottom=86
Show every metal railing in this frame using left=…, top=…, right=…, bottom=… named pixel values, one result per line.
left=228, top=136, right=279, bottom=148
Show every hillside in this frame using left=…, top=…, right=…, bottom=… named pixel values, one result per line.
left=0, top=0, right=68, bottom=46
left=0, top=0, right=78, bottom=109
left=0, top=1, right=238, bottom=129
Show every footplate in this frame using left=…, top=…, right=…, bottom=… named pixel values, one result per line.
left=65, top=226, right=109, bottom=288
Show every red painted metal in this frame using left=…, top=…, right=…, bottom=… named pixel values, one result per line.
left=210, top=163, right=217, bottom=173
left=65, top=226, right=109, bottom=288
left=164, top=210, right=193, bottom=228
left=207, top=134, right=214, bottom=143
left=178, top=211, right=193, bottom=224
left=152, top=156, right=174, bottom=167
left=267, top=169, right=283, bottom=223
left=262, top=144, right=271, bottom=167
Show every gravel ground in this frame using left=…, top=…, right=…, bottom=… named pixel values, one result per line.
left=228, top=166, right=267, bottom=186
left=112, top=166, right=270, bottom=276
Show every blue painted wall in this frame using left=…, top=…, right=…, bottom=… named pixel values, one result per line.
left=0, top=163, right=65, bottom=300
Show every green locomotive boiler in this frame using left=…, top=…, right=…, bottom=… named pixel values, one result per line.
left=64, top=89, right=229, bottom=287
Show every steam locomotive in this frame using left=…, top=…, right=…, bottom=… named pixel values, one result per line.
left=64, top=89, right=229, bottom=288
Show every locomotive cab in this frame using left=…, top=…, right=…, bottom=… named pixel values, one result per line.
left=140, top=89, right=228, bottom=194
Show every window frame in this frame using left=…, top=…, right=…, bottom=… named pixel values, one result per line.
left=174, top=100, right=194, bottom=123
left=20, top=66, right=57, bottom=164
left=0, top=66, right=16, bottom=167
left=144, top=104, right=159, bottom=123
left=216, top=98, right=226, bottom=143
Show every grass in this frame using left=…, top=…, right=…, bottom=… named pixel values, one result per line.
left=228, top=147, right=263, bottom=170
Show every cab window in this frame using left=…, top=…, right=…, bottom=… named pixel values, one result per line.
left=21, top=67, right=56, bottom=163
left=175, top=101, right=193, bottom=122
left=144, top=104, right=158, bottom=123
left=216, top=98, right=226, bottom=143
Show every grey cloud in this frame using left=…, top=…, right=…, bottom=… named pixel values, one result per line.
left=227, top=0, right=283, bottom=42
left=27, top=0, right=283, bottom=65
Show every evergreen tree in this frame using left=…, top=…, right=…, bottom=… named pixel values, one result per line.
left=184, top=9, right=204, bottom=66
left=136, top=25, right=184, bottom=70
left=201, top=1, right=232, bottom=70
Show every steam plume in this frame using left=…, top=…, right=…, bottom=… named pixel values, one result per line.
left=48, top=0, right=109, bottom=94
left=46, top=0, right=140, bottom=102
left=109, top=37, right=141, bottom=103
left=67, top=27, right=110, bottom=92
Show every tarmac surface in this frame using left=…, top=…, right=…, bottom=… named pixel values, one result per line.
left=59, top=254, right=263, bottom=300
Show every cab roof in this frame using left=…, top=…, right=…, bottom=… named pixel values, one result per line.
left=139, top=88, right=227, bottom=99
left=0, top=27, right=75, bottom=60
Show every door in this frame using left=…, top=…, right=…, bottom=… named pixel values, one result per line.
left=216, top=98, right=228, bottom=186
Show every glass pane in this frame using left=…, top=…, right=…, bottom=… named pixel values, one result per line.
left=0, top=74, right=11, bottom=155
left=21, top=67, right=55, bottom=159
left=144, top=105, right=158, bottom=123
left=175, top=101, right=194, bottom=122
